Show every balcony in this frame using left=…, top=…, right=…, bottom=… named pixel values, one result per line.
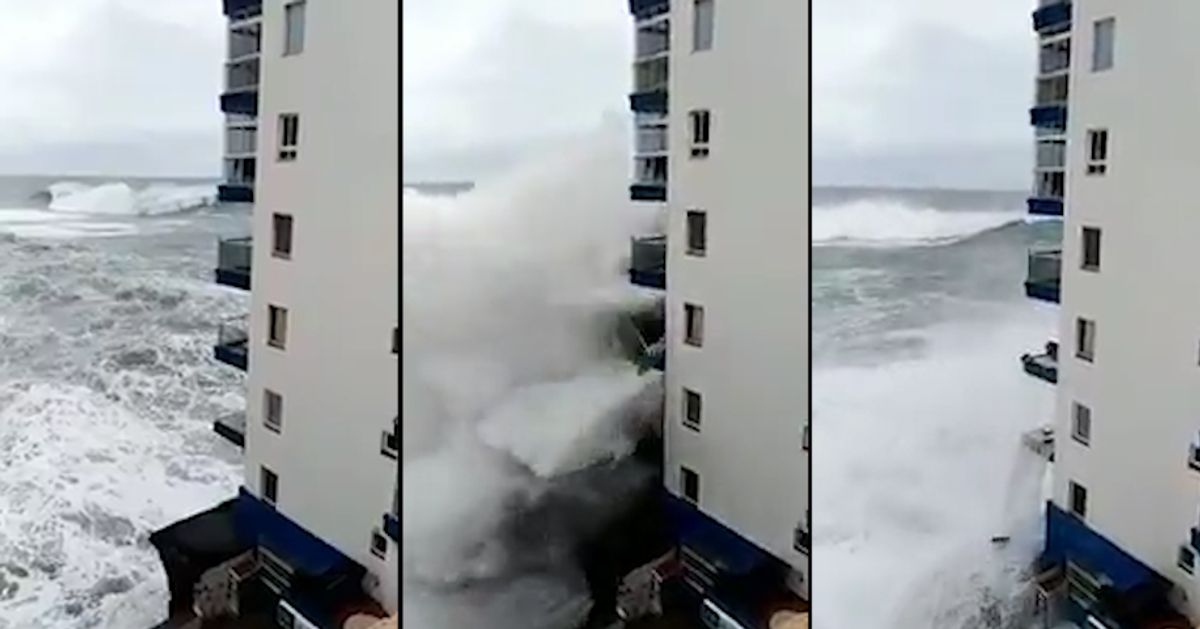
left=214, top=237, right=251, bottom=290
left=628, top=0, right=669, bottom=20
left=1025, top=249, right=1062, bottom=303
left=630, top=183, right=667, bottom=202
left=217, top=184, right=254, bottom=203
left=219, top=90, right=258, bottom=116
left=629, top=89, right=668, bottom=114
left=1029, top=105, right=1067, bottom=130
left=214, top=412, right=246, bottom=447
left=1027, top=198, right=1063, bottom=216
left=629, top=235, right=666, bottom=290
left=383, top=513, right=398, bottom=543
left=1032, top=1, right=1071, bottom=35
left=223, top=0, right=262, bottom=18
left=618, top=307, right=666, bottom=372
left=1029, top=169, right=1065, bottom=216
left=214, top=317, right=249, bottom=371
left=1021, top=341, right=1058, bottom=384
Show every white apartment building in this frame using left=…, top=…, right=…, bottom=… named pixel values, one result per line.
left=626, top=0, right=809, bottom=620
left=1028, top=1, right=1200, bottom=627
left=154, top=1, right=398, bottom=626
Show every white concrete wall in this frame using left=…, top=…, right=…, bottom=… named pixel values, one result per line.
left=246, top=0, right=398, bottom=613
left=1053, top=0, right=1200, bottom=619
left=662, top=0, right=809, bottom=596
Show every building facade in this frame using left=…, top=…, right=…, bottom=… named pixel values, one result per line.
left=1029, top=1, right=1200, bottom=626
left=155, top=1, right=398, bottom=626
left=626, top=0, right=810, bottom=620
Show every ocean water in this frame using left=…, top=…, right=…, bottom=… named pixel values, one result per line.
left=812, top=186, right=1064, bottom=627
left=0, top=175, right=250, bottom=627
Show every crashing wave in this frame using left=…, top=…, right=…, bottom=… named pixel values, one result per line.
left=45, top=182, right=217, bottom=217
left=813, top=199, right=1035, bottom=248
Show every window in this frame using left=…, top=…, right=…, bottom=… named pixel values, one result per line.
left=684, top=303, right=704, bottom=347
left=1189, top=438, right=1200, bottom=471
left=1075, top=317, right=1095, bottom=362
left=1071, top=402, right=1091, bottom=446
left=272, top=213, right=293, bottom=258
left=284, top=1, right=306, bottom=56
left=261, top=466, right=279, bottom=507
left=681, top=466, right=700, bottom=504
left=1086, top=129, right=1108, bottom=175
left=802, top=424, right=810, bottom=451
left=1181, top=545, right=1196, bottom=575
left=683, top=388, right=702, bottom=431
left=381, top=424, right=398, bottom=460
left=370, top=529, right=388, bottom=559
left=1068, top=480, right=1087, bottom=518
left=793, top=510, right=810, bottom=554
left=263, top=389, right=283, bottom=433
left=278, top=114, right=299, bottom=161
left=689, top=110, right=711, bottom=158
left=686, top=211, right=707, bottom=256
left=392, top=327, right=398, bottom=354
left=1081, top=227, right=1101, bottom=271
left=693, top=0, right=714, bottom=51
left=1092, top=17, right=1114, bottom=71
left=268, top=305, right=289, bottom=349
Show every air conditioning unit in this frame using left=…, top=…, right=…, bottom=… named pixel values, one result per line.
left=277, top=600, right=320, bottom=629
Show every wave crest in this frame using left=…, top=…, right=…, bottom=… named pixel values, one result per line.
left=813, top=199, right=1027, bottom=248
left=46, top=182, right=217, bottom=216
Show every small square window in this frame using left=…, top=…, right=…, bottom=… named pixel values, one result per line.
left=1081, top=227, right=1101, bottom=271
left=1075, top=317, right=1095, bottom=363
left=272, top=214, right=293, bottom=258
left=684, top=303, right=704, bottom=347
left=263, top=389, right=283, bottom=433
left=1071, top=402, right=1090, bottom=446
left=381, top=428, right=398, bottom=460
left=278, top=114, right=299, bottom=161
left=681, top=466, right=700, bottom=504
left=268, top=305, right=288, bottom=349
left=683, top=388, right=702, bottom=431
left=370, top=529, right=388, bottom=559
left=1086, top=129, right=1108, bottom=175
left=1181, top=545, right=1196, bottom=575
left=261, top=466, right=279, bottom=507
left=1069, top=480, right=1087, bottom=519
left=689, top=110, right=711, bottom=158
left=686, top=211, right=707, bottom=256
left=284, top=1, right=306, bottom=56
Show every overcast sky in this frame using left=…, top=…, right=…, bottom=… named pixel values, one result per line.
left=405, top=0, right=1037, bottom=189
left=0, top=0, right=224, bottom=177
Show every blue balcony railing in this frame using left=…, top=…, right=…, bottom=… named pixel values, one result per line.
left=1030, top=105, right=1067, bottom=129
left=220, top=90, right=258, bottom=116
left=1025, top=249, right=1061, bottom=304
left=1032, top=2, right=1072, bottom=35
left=1027, top=197, right=1064, bottom=217
left=629, top=89, right=668, bottom=114
left=214, top=317, right=249, bottom=371
left=223, top=0, right=262, bottom=18
left=1021, top=341, right=1058, bottom=384
left=630, top=183, right=667, bottom=202
left=215, top=236, right=252, bottom=290
left=383, top=514, right=399, bottom=543
left=217, top=184, right=254, bottom=203
left=629, top=235, right=666, bottom=290
left=628, top=0, right=669, bottom=20
left=214, top=413, right=246, bottom=447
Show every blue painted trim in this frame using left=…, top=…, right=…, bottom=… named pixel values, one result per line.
left=1032, top=2, right=1072, bottom=34
left=664, top=494, right=773, bottom=576
left=630, top=268, right=666, bottom=290
left=1030, top=105, right=1068, bottom=129
left=214, top=343, right=248, bottom=371
left=1021, top=355, right=1058, bottom=384
left=214, top=268, right=251, bottom=291
left=383, top=514, right=398, bottom=543
left=219, top=90, right=258, bottom=116
left=630, top=184, right=667, bottom=202
left=217, top=184, right=254, bottom=203
left=234, top=487, right=355, bottom=578
left=1027, top=197, right=1064, bottom=217
left=223, top=0, right=262, bottom=18
left=629, top=89, right=668, bottom=114
left=1044, top=501, right=1158, bottom=592
left=628, top=0, right=669, bottom=19
left=213, top=420, right=245, bottom=447
left=1025, top=281, right=1061, bottom=304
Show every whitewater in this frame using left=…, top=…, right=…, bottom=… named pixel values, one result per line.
left=812, top=187, right=1062, bottom=628
left=0, top=176, right=245, bottom=628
